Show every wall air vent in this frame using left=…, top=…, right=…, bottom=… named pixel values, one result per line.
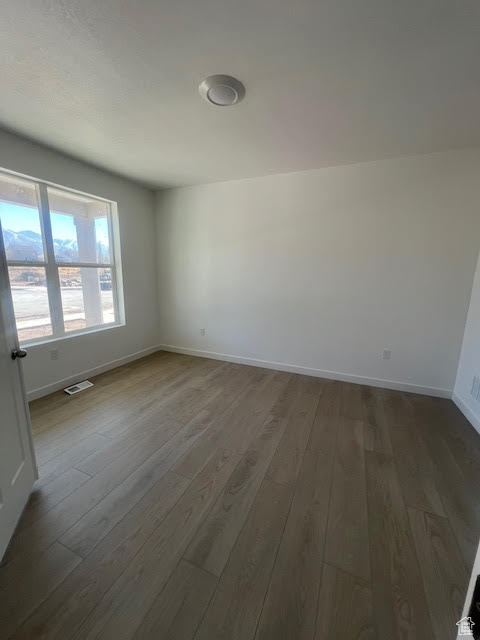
left=64, top=380, right=94, bottom=395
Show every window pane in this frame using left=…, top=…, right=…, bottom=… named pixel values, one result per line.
left=8, top=267, right=52, bottom=342
left=0, top=174, right=44, bottom=261
left=48, top=187, right=111, bottom=264
left=59, top=267, right=115, bottom=333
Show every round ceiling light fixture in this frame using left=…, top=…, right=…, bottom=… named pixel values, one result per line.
left=199, top=75, right=245, bottom=106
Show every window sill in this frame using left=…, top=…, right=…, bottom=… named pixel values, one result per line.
left=21, top=321, right=126, bottom=348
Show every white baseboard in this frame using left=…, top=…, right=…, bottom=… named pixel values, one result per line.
left=27, top=345, right=161, bottom=401
left=28, top=341, right=455, bottom=402
left=452, top=391, right=480, bottom=435
left=158, top=344, right=452, bottom=398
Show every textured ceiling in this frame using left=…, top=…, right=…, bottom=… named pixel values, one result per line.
left=1, top=0, right=479, bottom=187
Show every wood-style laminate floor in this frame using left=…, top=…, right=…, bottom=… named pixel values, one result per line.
left=1, top=351, right=479, bottom=639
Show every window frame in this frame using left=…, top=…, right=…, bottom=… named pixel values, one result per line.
left=0, top=167, right=125, bottom=346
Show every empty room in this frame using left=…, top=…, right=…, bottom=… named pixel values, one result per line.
left=1, top=1, right=480, bottom=639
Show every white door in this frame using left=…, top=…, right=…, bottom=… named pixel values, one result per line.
left=0, top=220, right=37, bottom=559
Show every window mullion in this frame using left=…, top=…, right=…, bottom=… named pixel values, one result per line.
left=38, top=183, right=64, bottom=337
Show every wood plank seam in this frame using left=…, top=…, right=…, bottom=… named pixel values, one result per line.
left=311, top=389, right=341, bottom=640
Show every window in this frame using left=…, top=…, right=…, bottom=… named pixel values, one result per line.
left=0, top=170, right=124, bottom=345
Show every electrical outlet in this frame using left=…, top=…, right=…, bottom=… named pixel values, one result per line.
left=200, top=328, right=206, bottom=337
left=50, top=349, right=59, bottom=361
left=383, top=349, right=391, bottom=360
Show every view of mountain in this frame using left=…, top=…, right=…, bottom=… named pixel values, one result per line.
left=3, top=228, right=109, bottom=262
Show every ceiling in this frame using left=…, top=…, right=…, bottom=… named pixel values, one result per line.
left=1, top=0, right=479, bottom=188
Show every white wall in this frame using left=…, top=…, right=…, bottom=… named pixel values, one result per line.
left=0, top=129, right=159, bottom=398
left=454, top=250, right=480, bottom=433
left=156, top=149, right=480, bottom=396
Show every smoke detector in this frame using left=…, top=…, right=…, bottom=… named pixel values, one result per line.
left=199, top=75, right=245, bottom=106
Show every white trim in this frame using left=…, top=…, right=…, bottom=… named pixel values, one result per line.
left=27, top=344, right=161, bottom=401
left=22, top=320, right=125, bottom=348
left=38, top=182, right=65, bottom=336
left=7, top=260, right=47, bottom=267
left=0, top=164, right=115, bottom=204
left=54, top=261, right=115, bottom=269
left=27, top=342, right=457, bottom=402
left=158, top=344, right=452, bottom=398
left=452, top=391, right=480, bottom=435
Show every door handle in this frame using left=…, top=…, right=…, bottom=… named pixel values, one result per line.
left=11, top=348, right=28, bottom=360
